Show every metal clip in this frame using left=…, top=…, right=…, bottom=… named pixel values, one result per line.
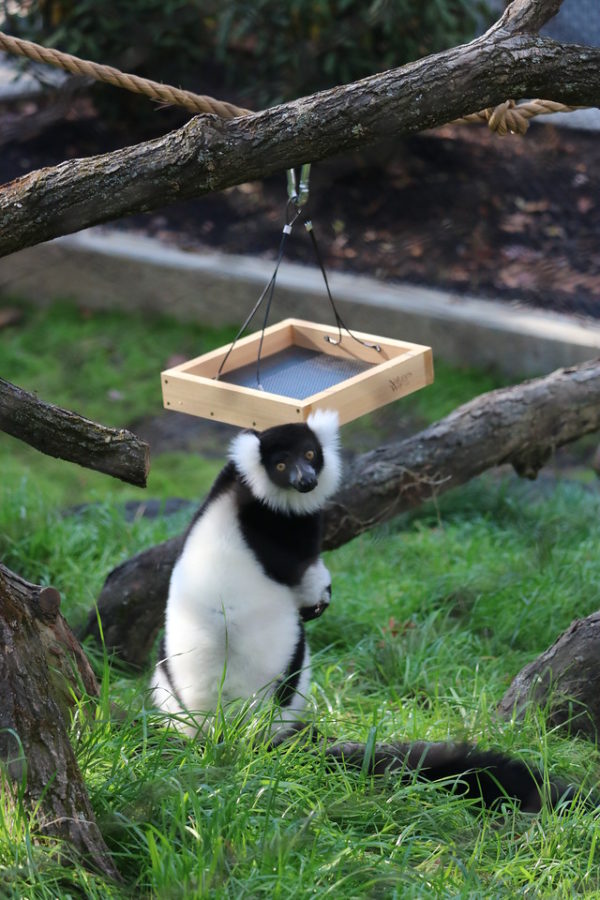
left=286, top=163, right=311, bottom=209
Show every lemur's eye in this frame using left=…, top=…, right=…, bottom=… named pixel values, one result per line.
left=276, top=462, right=286, bottom=472
left=305, top=450, right=315, bottom=461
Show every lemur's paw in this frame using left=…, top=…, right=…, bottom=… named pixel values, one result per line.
left=299, top=584, right=331, bottom=621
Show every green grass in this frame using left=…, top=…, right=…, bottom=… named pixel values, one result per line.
left=1, top=299, right=237, bottom=426
left=1, top=298, right=600, bottom=897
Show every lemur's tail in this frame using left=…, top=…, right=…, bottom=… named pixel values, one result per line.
left=274, top=728, right=589, bottom=812
left=322, top=739, right=582, bottom=812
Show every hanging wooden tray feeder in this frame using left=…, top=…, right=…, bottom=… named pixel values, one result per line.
left=162, top=166, right=433, bottom=429
left=161, top=318, right=433, bottom=430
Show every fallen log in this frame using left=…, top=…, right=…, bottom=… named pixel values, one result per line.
left=0, top=377, right=150, bottom=487
left=498, top=612, right=600, bottom=740
left=323, top=357, right=600, bottom=548
left=82, top=533, right=184, bottom=669
left=81, top=358, right=600, bottom=668
left=0, top=563, right=120, bottom=880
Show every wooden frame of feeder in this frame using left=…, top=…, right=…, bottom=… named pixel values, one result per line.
left=161, top=318, right=434, bottom=430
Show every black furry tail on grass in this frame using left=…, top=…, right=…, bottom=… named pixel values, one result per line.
left=273, top=727, right=589, bottom=813
left=324, top=739, right=581, bottom=813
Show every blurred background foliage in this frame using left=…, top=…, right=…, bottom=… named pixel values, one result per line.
left=4, top=0, right=488, bottom=109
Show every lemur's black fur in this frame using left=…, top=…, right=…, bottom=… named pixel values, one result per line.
left=274, top=629, right=307, bottom=707
left=272, top=726, right=589, bottom=813
left=238, top=498, right=323, bottom=587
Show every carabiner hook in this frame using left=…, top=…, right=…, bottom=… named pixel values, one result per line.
left=286, top=163, right=311, bottom=209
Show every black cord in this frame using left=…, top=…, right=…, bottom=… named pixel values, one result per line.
left=303, top=215, right=381, bottom=353
left=215, top=197, right=380, bottom=389
left=216, top=209, right=299, bottom=383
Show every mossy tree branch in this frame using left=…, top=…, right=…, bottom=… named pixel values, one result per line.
left=0, top=377, right=149, bottom=486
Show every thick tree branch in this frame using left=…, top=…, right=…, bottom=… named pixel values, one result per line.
left=81, top=359, right=600, bottom=668
left=0, top=378, right=150, bottom=486
left=1, top=33, right=600, bottom=258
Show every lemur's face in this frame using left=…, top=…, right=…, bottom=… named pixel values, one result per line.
left=229, top=410, right=340, bottom=513
left=259, top=424, right=324, bottom=493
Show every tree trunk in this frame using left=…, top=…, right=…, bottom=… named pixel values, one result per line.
left=81, top=358, right=600, bottom=668
left=0, top=377, right=150, bottom=487
left=2, top=7, right=600, bottom=257
left=498, top=613, right=600, bottom=741
left=0, top=564, right=120, bottom=881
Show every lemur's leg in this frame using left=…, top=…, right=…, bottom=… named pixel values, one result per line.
left=294, top=557, right=331, bottom=622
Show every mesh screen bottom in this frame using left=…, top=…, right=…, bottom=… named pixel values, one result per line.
left=221, top=346, right=373, bottom=399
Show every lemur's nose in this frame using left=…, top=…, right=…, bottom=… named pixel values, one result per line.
left=291, top=461, right=317, bottom=492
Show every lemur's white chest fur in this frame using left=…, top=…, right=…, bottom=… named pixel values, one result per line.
left=150, top=409, right=340, bottom=735
left=151, top=492, right=304, bottom=723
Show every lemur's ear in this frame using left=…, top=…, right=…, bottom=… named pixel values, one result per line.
left=307, top=409, right=341, bottom=500
left=229, top=430, right=261, bottom=480
left=307, top=409, right=340, bottom=458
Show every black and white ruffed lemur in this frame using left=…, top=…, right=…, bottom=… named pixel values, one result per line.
left=151, top=409, right=582, bottom=813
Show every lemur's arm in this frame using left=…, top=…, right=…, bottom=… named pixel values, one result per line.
left=294, top=558, right=331, bottom=622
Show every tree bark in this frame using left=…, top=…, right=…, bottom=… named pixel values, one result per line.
left=0, top=564, right=120, bottom=880
left=0, top=377, right=150, bottom=486
left=81, top=358, right=600, bottom=668
left=2, top=29, right=600, bottom=257
left=495, top=0, right=563, bottom=34
left=498, top=613, right=600, bottom=741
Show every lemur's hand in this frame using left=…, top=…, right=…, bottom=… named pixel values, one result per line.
left=295, top=558, right=331, bottom=622
left=299, top=583, right=331, bottom=621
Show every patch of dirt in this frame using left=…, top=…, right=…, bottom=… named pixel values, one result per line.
left=136, top=123, right=600, bottom=321
left=2, top=104, right=600, bottom=319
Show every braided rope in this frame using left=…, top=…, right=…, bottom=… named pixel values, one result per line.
left=0, top=31, right=250, bottom=117
left=450, top=98, right=581, bottom=135
left=0, top=30, right=582, bottom=132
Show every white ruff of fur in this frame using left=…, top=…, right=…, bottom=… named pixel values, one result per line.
left=228, top=409, right=341, bottom=514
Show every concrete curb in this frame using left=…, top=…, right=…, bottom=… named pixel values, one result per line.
left=2, top=227, right=600, bottom=376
